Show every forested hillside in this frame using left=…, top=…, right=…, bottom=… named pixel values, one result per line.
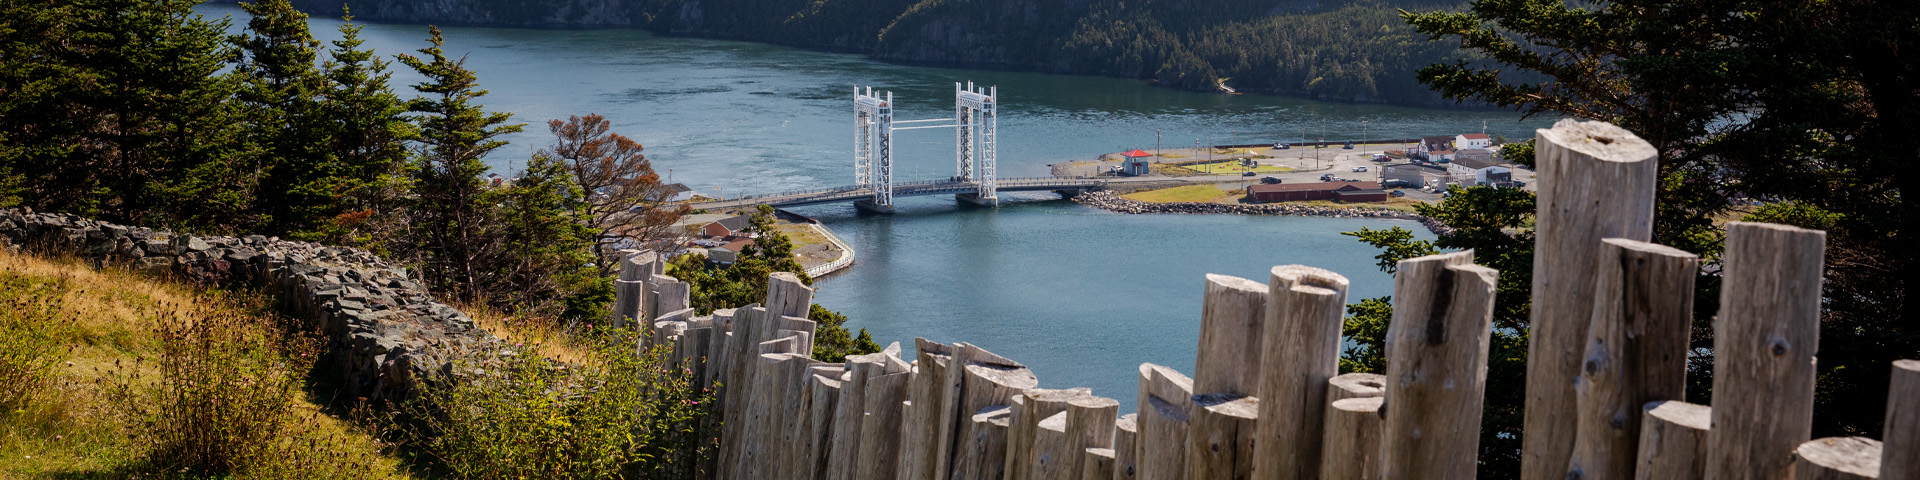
left=269, top=0, right=1478, bottom=105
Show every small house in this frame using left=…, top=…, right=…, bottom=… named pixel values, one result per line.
left=1446, top=155, right=1512, bottom=186
left=1454, top=133, right=1492, bottom=150
left=1246, top=181, right=1382, bottom=203
left=702, top=215, right=754, bottom=238
left=663, top=183, right=696, bottom=202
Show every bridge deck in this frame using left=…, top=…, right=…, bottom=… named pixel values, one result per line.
left=688, top=177, right=1105, bottom=210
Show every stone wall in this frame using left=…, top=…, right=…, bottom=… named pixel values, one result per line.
left=0, top=208, right=499, bottom=403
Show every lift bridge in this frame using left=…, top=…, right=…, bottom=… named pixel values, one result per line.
left=685, top=83, right=1104, bottom=213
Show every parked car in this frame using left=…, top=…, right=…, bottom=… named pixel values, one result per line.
left=1242, top=171, right=1256, bottom=177
left=1390, top=190, right=1406, bottom=197
left=1274, top=142, right=1290, bottom=150
left=1320, top=174, right=1335, bottom=181
left=1351, top=166, right=1369, bottom=172
left=1342, top=142, right=1355, bottom=149
left=1261, top=176, right=1283, bottom=184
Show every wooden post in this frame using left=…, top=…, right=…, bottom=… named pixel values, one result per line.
left=1135, top=363, right=1194, bottom=480
left=1186, top=393, right=1258, bottom=480
left=858, top=371, right=911, bottom=480
left=1327, top=373, right=1385, bottom=402
left=827, top=354, right=885, bottom=480
left=1114, top=414, right=1139, bottom=480
left=953, top=406, right=1013, bottom=480
left=1254, top=265, right=1349, bottom=480
left=1194, top=274, right=1267, bottom=395
left=774, top=353, right=823, bottom=479
left=802, top=366, right=845, bottom=480
left=1569, top=239, right=1698, bottom=480
left=766, top=271, right=814, bottom=319
left=1319, top=396, right=1384, bottom=480
left=718, top=305, right=765, bottom=479
left=1882, top=359, right=1919, bottom=480
left=1066, top=395, right=1121, bottom=477
left=1082, top=449, right=1116, bottom=480
left=779, top=315, right=819, bottom=358
left=1031, top=412, right=1076, bottom=480
left=735, top=349, right=801, bottom=479
left=1635, top=400, right=1710, bottom=480
left=613, top=279, right=645, bottom=328
left=620, top=249, right=657, bottom=282
left=1705, top=222, right=1826, bottom=480
left=1792, top=437, right=1881, bottom=480
left=1523, top=119, right=1660, bottom=480
left=901, top=339, right=959, bottom=480
left=1380, top=250, right=1498, bottom=479
left=950, top=344, right=1039, bottom=479
left=656, top=277, right=691, bottom=316
left=705, top=308, right=736, bottom=391
left=1006, top=388, right=1094, bottom=480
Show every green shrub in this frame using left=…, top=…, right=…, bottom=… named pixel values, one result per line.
left=0, top=276, right=75, bottom=413
left=103, top=297, right=323, bottom=477
left=406, top=327, right=715, bottom=479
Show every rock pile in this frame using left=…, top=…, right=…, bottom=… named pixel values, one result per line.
left=0, top=208, right=499, bottom=402
left=1071, top=190, right=1455, bottom=235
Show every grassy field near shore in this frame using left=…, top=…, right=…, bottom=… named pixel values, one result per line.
left=1121, top=184, right=1244, bottom=203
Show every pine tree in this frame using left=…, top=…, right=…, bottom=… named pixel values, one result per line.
left=307, top=10, right=415, bottom=247
left=397, top=26, right=524, bottom=303
left=497, top=152, right=603, bottom=319
left=231, top=0, right=330, bottom=235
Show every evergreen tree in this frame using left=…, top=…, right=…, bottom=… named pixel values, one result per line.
left=231, top=0, right=331, bottom=235
left=397, top=26, right=524, bottom=303
left=669, top=206, right=880, bottom=362
left=308, top=11, right=415, bottom=247
left=496, top=152, right=605, bottom=321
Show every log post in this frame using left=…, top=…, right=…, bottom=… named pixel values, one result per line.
left=1135, top=363, right=1194, bottom=480
left=1194, top=274, right=1267, bottom=395
left=1523, top=119, right=1659, bottom=480
left=1569, top=239, right=1698, bottom=480
left=802, top=367, right=845, bottom=480
left=613, top=279, right=645, bottom=328
left=858, top=371, right=912, bottom=480
left=735, top=349, right=801, bottom=479
left=953, top=344, right=1039, bottom=479
left=1007, top=388, right=1094, bottom=480
left=1083, top=449, right=1116, bottom=480
left=901, top=339, right=959, bottom=480
left=766, top=271, right=814, bottom=319
left=1114, top=414, right=1139, bottom=480
left=1636, top=400, right=1710, bottom=480
left=826, top=354, right=885, bottom=480
left=1882, top=359, right=1919, bottom=480
left=1705, top=222, right=1826, bottom=480
left=1254, top=265, right=1349, bottom=480
left=656, top=277, right=691, bottom=316
left=1318, top=396, right=1384, bottom=480
left=1066, top=395, right=1121, bottom=476
left=1792, top=437, right=1881, bottom=480
left=705, top=308, right=736, bottom=390
left=1380, top=250, right=1498, bottom=479
left=953, top=406, right=1013, bottom=480
left=1031, top=412, right=1075, bottom=480
left=1186, top=393, right=1258, bottom=480
left=1327, top=373, right=1386, bottom=402
left=717, top=305, right=765, bottom=479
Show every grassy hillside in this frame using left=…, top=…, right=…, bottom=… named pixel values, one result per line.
left=0, top=249, right=407, bottom=479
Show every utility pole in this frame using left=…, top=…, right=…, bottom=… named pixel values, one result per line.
left=1362, top=120, right=1369, bottom=157
left=1156, top=129, right=1162, bottom=158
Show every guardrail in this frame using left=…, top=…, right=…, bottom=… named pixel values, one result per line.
left=803, top=223, right=855, bottom=278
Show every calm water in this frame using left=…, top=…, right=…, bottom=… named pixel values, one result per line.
left=201, top=3, right=1544, bottom=410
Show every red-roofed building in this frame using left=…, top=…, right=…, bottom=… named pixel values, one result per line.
left=1245, top=181, right=1384, bottom=203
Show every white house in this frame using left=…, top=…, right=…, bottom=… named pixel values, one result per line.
left=663, top=183, right=695, bottom=202
left=1454, top=133, right=1492, bottom=150
left=1447, top=155, right=1511, bottom=186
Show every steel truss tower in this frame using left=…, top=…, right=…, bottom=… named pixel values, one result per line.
left=853, top=83, right=998, bottom=212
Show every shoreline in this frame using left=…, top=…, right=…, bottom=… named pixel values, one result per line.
left=1070, top=190, right=1454, bottom=236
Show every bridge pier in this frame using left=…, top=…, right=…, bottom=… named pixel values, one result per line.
left=854, top=199, right=897, bottom=214
left=955, top=193, right=999, bottom=208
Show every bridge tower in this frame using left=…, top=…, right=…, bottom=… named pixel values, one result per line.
left=954, top=82, right=998, bottom=207
left=853, top=87, right=894, bottom=213
left=852, top=83, right=999, bottom=213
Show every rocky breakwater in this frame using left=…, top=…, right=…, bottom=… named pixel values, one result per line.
left=0, top=209, right=499, bottom=403
left=1072, top=190, right=1455, bottom=235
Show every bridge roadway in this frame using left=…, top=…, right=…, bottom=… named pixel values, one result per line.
left=687, top=176, right=1109, bottom=210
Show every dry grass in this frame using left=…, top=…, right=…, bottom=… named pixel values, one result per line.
left=460, top=302, right=596, bottom=364
left=0, top=248, right=408, bottom=479
left=1123, top=184, right=1241, bottom=203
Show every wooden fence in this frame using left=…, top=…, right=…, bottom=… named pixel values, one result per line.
left=612, top=119, right=1917, bottom=479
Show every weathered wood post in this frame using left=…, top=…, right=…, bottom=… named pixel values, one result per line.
left=1032, top=412, right=1076, bottom=480
left=1327, top=373, right=1385, bottom=402
left=1186, top=393, right=1258, bottom=480
left=798, top=365, right=847, bottom=480
left=704, top=308, right=736, bottom=390
left=1066, top=395, right=1121, bottom=477
left=613, top=279, right=645, bottom=328
left=717, top=305, right=764, bottom=479
left=1792, top=437, right=1881, bottom=480
left=954, top=406, right=1013, bottom=480
left=1114, top=414, right=1139, bottom=480
left=1522, top=119, right=1660, bottom=480
left=826, top=353, right=886, bottom=480
left=859, top=370, right=912, bottom=480
left=1319, top=396, right=1384, bottom=480
left=734, top=341, right=802, bottom=479
left=1135, top=363, right=1194, bottom=480
left=1007, top=388, right=1094, bottom=480
left=1705, top=222, right=1826, bottom=480
left=1194, top=274, right=1267, bottom=395
left=1380, top=250, right=1499, bottom=479
left=1884, top=359, right=1920, bottom=480
left=953, top=344, right=1040, bottom=479
left=1567, top=238, right=1697, bottom=480
left=1254, top=265, right=1349, bottom=480
left=1083, top=448, right=1116, bottom=480
left=1635, top=400, right=1711, bottom=480
left=901, top=339, right=959, bottom=480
